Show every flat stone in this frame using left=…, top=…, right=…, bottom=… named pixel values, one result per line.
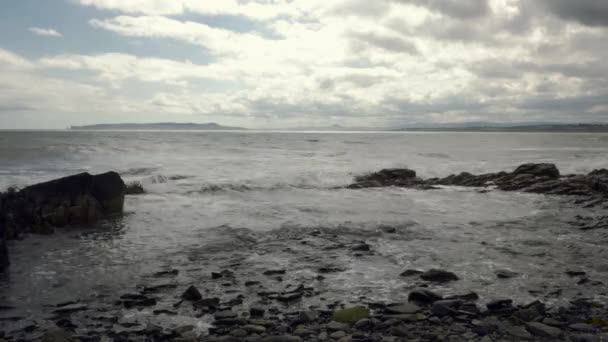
left=495, top=269, right=519, bottom=279
left=330, top=331, right=346, bottom=339
left=354, top=318, right=372, bottom=330
left=400, top=269, right=423, bottom=277
left=230, top=328, right=248, bottom=338
left=542, top=317, right=566, bottom=327
left=260, top=336, right=302, bottom=342
left=263, top=269, right=286, bottom=276
left=384, top=313, right=427, bottom=322
left=526, top=322, right=562, bottom=338
left=569, top=323, right=596, bottom=332
left=501, top=324, right=533, bottom=339
left=243, top=325, right=266, bottom=334
left=215, top=311, right=238, bottom=320
left=327, top=321, right=349, bottom=331
left=385, top=303, right=420, bottom=314
left=299, top=310, right=319, bottom=322
left=52, top=304, right=88, bottom=314
left=389, top=326, right=409, bottom=337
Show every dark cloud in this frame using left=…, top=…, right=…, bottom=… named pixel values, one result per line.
left=396, top=0, right=491, bottom=19
left=541, top=0, right=608, bottom=27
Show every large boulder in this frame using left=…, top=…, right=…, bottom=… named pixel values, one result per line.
left=513, top=163, right=560, bottom=178
left=1, top=172, right=126, bottom=238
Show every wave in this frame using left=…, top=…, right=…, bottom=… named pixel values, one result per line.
left=188, top=182, right=339, bottom=194
left=120, top=167, right=159, bottom=176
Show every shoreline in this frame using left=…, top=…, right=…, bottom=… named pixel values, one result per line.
left=1, top=164, right=607, bottom=341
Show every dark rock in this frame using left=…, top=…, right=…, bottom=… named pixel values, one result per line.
left=195, top=297, right=220, bottom=308
left=457, top=292, right=480, bottom=301
left=513, top=163, right=560, bottom=178
left=153, top=269, right=178, bottom=277
left=125, top=181, right=144, bottom=195
left=318, top=266, right=345, bottom=273
left=400, top=269, right=423, bottom=277
left=430, top=300, right=461, bottom=317
left=250, top=306, right=265, bottom=317
left=212, top=270, right=234, bottom=279
left=120, top=294, right=157, bottom=308
left=495, top=269, right=519, bottom=279
left=351, top=243, right=370, bottom=252
left=52, top=304, right=88, bottom=314
left=354, top=318, right=372, bottom=330
left=566, top=270, right=586, bottom=277
left=182, top=285, right=202, bottom=301
left=408, top=288, right=442, bottom=304
left=263, top=269, right=286, bottom=276
left=486, top=299, right=513, bottom=311
left=385, top=303, right=420, bottom=314
left=0, top=171, right=126, bottom=250
left=420, top=269, right=459, bottom=282
left=349, top=168, right=419, bottom=188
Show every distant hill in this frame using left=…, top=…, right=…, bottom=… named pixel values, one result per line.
left=398, top=123, right=608, bottom=132
left=70, top=122, right=245, bottom=130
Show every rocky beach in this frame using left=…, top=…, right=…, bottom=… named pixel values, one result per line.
left=1, top=160, right=607, bottom=341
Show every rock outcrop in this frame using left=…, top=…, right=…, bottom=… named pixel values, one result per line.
left=349, top=163, right=608, bottom=202
left=0, top=172, right=126, bottom=271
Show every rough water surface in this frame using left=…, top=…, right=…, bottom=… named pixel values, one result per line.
left=1, top=131, right=608, bottom=328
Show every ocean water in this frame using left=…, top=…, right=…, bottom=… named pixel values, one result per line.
left=1, top=130, right=608, bottom=320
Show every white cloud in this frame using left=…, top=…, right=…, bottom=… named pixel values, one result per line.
left=28, top=27, right=63, bottom=37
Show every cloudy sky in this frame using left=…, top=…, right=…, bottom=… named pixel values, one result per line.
left=1, top=0, right=607, bottom=128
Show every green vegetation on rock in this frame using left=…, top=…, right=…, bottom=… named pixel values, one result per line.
left=333, top=306, right=370, bottom=323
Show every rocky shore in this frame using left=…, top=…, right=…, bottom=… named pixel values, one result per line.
left=348, top=163, right=608, bottom=205
left=349, top=163, right=608, bottom=231
left=1, top=164, right=607, bottom=341
left=2, top=256, right=606, bottom=341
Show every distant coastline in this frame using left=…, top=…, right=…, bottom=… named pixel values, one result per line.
left=398, top=123, right=608, bottom=133
left=69, top=122, right=245, bottom=130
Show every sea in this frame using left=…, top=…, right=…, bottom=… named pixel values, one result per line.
left=1, top=130, right=608, bottom=320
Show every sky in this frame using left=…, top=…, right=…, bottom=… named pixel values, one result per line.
left=0, top=0, right=607, bottom=129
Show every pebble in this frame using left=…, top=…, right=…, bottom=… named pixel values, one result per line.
left=327, top=321, right=349, bottom=331
left=330, top=331, right=346, bottom=339
left=230, top=328, right=248, bottom=338
left=420, top=269, right=459, bottom=282
left=526, top=322, right=563, bottom=338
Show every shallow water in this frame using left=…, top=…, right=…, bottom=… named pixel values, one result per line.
left=1, top=131, right=608, bottom=323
